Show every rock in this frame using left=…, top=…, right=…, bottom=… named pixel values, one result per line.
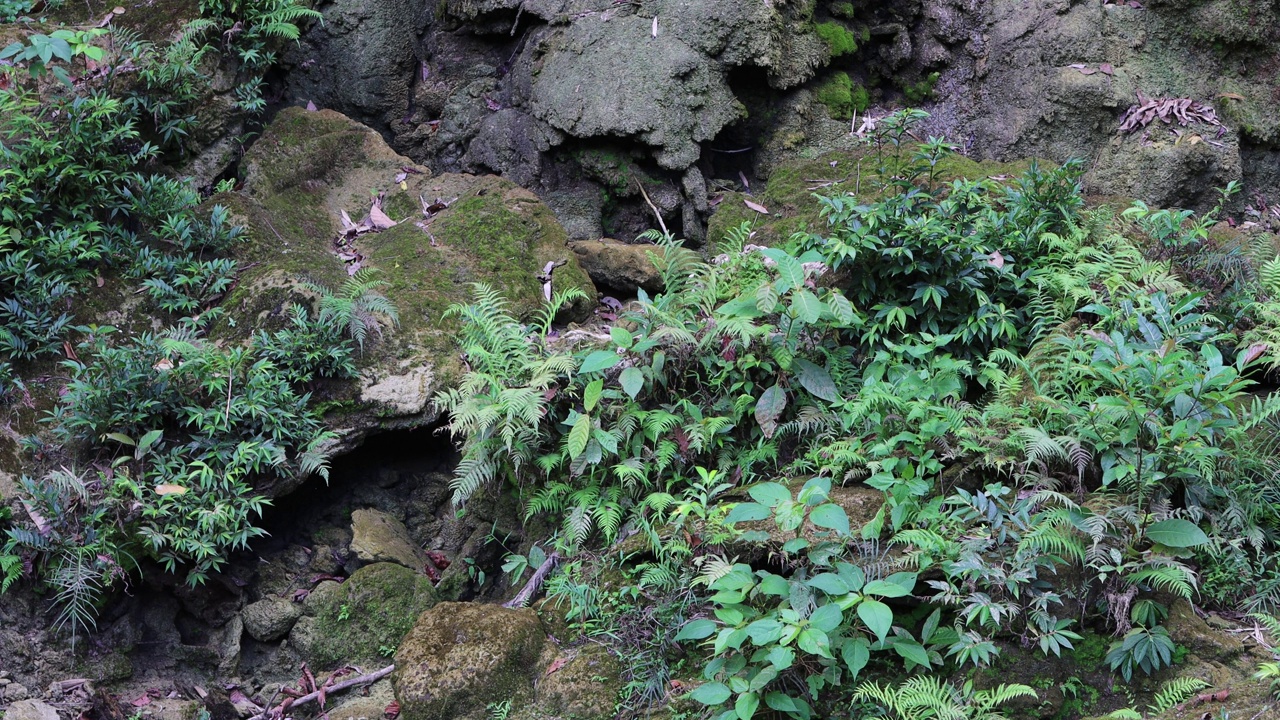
left=241, top=597, right=304, bottom=642
left=568, top=239, right=664, bottom=295
left=289, top=563, right=438, bottom=669
left=216, top=107, right=595, bottom=463
left=2, top=682, right=30, bottom=702
left=326, top=679, right=395, bottom=720
left=2, top=700, right=60, bottom=720
left=350, top=509, right=427, bottom=570
left=392, top=602, right=548, bottom=720
left=528, top=645, right=623, bottom=720
left=1165, top=599, right=1246, bottom=659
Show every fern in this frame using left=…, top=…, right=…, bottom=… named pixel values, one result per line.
left=1148, top=677, right=1209, bottom=714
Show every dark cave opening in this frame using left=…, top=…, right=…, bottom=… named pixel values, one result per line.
left=705, top=64, right=776, bottom=187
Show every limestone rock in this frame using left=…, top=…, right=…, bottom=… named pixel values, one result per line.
left=569, top=239, right=664, bottom=295
left=216, top=107, right=595, bottom=462
left=241, top=597, right=304, bottom=643
left=350, top=509, right=427, bottom=570
left=392, top=603, right=547, bottom=720
left=527, top=644, right=622, bottom=720
left=2, top=700, right=59, bottom=720
left=289, top=563, right=438, bottom=669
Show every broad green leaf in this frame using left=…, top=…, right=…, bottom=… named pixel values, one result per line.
left=675, top=619, right=717, bottom=641
left=137, top=429, right=163, bottom=454
left=765, top=692, right=799, bottom=713
left=892, top=638, right=932, bottom=668
left=715, top=606, right=745, bottom=626
left=689, top=682, right=732, bottom=705
left=763, top=249, right=805, bottom=292
left=842, top=637, right=870, bottom=679
left=754, top=384, right=787, bottom=438
left=809, top=503, right=850, bottom=535
left=809, top=603, right=842, bottom=633
left=858, top=599, right=893, bottom=643
left=791, top=290, right=823, bottom=324
left=610, top=326, right=634, bottom=349
left=725, top=502, right=771, bottom=523
left=792, top=358, right=839, bottom=402
left=579, top=349, right=620, bottom=374
left=749, top=482, right=792, bottom=508
left=1146, top=519, right=1209, bottom=548
left=884, top=572, right=919, bottom=594
left=796, top=627, right=832, bottom=658
left=584, top=378, right=604, bottom=412
left=757, top=573, right=789, bottom=596
left=835, top=563, right=866, bottom=592
left=567, top=414, right=591, bottom=459
left=619, top=367, right=644, bottom=399
left=806, top=573, right=850, bottom=595
left=104, top=432, right=135, bottom=446
left=735, top=692, right=760, bottom=720
left=863, top=580, right=912, bottom=598
left=765, top=646, right=794, bottom=670
left=746, top=618, right=783, bottom=645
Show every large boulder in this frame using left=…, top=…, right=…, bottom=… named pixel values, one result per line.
left=289, top=563, right=439, bottom=669
left=241, top=597, right=304, bottom=643
left=217, top=107, right=595, bottom=459
left=392, top=602, right=548, bottom=720
left=350, top=509, right=427, bottom=570
left=2, top=700, right=59, bottom=720
left=568, top=239, right=664, bottom=295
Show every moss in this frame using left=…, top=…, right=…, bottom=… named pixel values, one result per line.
left=814, top=21, right=859, bottom=57
left=1068, top=630, right=1111, bottom=669
left=902, top=71, right=941, bottom=105
left=830, top=2, right=856, bottom=19
left=393, top=602, right=548, bottom=720
left=293, top=562, right=439, bottom=669
left=815, top=71, right=868, bottom=120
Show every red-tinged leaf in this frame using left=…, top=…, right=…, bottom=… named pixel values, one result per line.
left=744, top=199, right=769, bottom=214
left=229, top=690, right=250, bottom=705
left=306, top=100, right=318, bottom=112
left=291, top=588, right=310, bottom=602
left=370, top=204, right=397, bottom=229
left=545, top=656, right=569, bottom=676
left=1243, top=343, right=1269, bottom=365
left=394, top=172, right=408, bottom=184
left=988, top=250, right=1005, bottom=269
left=423, top=564, right=440, bottom=581
left=1128, top=1, right=1142, bottom=7
left=1099, top=63, right=1114, bottom=75
left=385, top=701, right=401, bottom=719
left=754, top=384, right=787, bottom=438
left=130, top=696, right=150, bottom=707
left=426, top=551, right=452, bottom=569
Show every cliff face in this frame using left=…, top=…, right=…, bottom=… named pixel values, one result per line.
left=269, top=0, right=1279, bottom=241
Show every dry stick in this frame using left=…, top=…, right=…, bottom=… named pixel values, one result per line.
left=635, top=179, right=669, bottom=236
left=503, top=551, right=561, bottom=609
left=247, top=665, right=395, bottom=720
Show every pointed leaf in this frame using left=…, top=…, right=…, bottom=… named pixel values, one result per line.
left=809, top=503, right=850, bottom=535
left=675, top=619, right=717, bottom=641
left=580, top=350, right=620, bottom=374
left=619, top=366, right=644, bottom=399
left=567, top=414, right=591, bottom=459
left=792, top=358, right=839, bottom=402
left=689, top=682, right=732, bottom=706
left=754, top=384, right=787, bottom=438
left=725, top=502, right=771, bottom=523
left=1146, top=519, right=1209, bottom=548
left=857, top=599, right=893, bottom=643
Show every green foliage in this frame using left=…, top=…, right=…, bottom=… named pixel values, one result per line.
left=1, top=28, right=106, bottom=85
left=1106, top=626, right=1175, bottom=681
left=196, top=0, right=322, bottom=115
left=1148, top=677, right=1210, bottom=714
left=902, top=72, right=941, bottom=104
left=853, top=677, right=1035, bottom=720
left=434, top=117, right=1280, bottom=717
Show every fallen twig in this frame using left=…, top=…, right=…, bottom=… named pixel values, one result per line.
left=504, top=551, right=561, bottom=608
left=247, top=665, right=394, bottom=720
left=635, top=180, right=669, bottom=236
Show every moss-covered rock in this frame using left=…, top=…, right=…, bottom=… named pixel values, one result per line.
left=217, top=107, right=595, bottom=452
left=522, top=644, right=623, bottom=720
left=289, top=562, right=438, bottom=670
left=350, top=509, right=427, bottom=570
left=707, top=148, right=1038, bottom=248
left=241, top=597, right=304, bottom=643
left=568, top=239, right=665, bottom=294
left=392, top=602, right=548, bottom=720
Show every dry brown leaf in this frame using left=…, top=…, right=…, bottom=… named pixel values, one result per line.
left=652, top=16, right=658, bottom=38
left=1217, top=92, right=1245, bottom=101
left=154, top=358, right=174, bottom=371
left=306, top=100, right=318, bottom=112
left=96, top=276, right=105, bottom=287
left=743, top=199, right=769, bottom=215
left=155, top=484, right=188, bottom=496
left=1099, top=63, right=1114, bottom=75
left=370, top=204, right=397, bottom=229
left=988, top=250, right=1005, bottom=269
left=545, top=656, right=569, bottom=676
left=1078, top=67, right=1098, bottom=75
left=1068, top=63, right=1087, bottom=69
